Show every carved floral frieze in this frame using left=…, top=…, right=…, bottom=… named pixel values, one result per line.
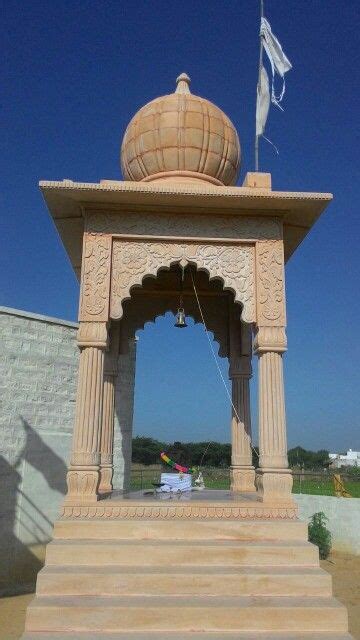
left=60, top=503, right=298, bottom=520
left=85, top=210, right=282, bottom=241
left=256, top=240, right=286, bottom=326
left=79, top=233, right=111, bottom=321
left=110, top=240, right=256, bottom=324
left=77, top=226, right=286, bottom=329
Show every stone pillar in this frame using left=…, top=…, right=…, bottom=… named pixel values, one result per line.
left=98, top=375, right=115, bottom=494
left=112, top=336, right=137, bottom=492
left=65, top=322, right=108, bottom=504
left=254, top=326, right=293, bottom=503
left=98, top=324, right=120, bottom=495
left=229, top=314, right=255, bottom=492
left=230, top=360, right=256, bottom=492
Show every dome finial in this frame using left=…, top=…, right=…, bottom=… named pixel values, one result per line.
left=175, top=73, right=191, bottom=95
left=121, top=74, right=240, bottom=185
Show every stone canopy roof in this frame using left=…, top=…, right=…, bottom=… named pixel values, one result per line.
left=40, top=174, right=332, bottom=279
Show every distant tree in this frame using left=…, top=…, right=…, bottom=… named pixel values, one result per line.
left=166, top=441, right=188, bottom=466
left=132, top=438, right=331, bottom=471
left=131, top=437, right=232, bottom=468
left=342, top=465, right=360, bottom=477
left=288, top=446, right=329, bottom=470
left=132, top=436, right=166, bottom=465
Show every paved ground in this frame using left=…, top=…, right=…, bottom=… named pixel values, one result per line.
left=0, top=552, right=359, bottom=639
left=321, top=552, right=360, bottom=639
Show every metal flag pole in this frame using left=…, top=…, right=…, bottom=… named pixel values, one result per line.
left=255, top=0, right=264, bottom=171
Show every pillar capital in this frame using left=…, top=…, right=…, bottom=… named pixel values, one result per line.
left=77, top=321, right=109, bottom=349
left=229, top=355, right=252, bottom=379
left=253, top=326, right=287, bottom=354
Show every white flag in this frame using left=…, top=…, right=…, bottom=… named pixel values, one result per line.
left=256, top=65, right=270, bottom=136
left=260, top=17, right=292, bottom=110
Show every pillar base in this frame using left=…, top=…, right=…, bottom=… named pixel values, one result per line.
left=256, top=468, right=294, bottom=504
left=65, top=467, right=100, bottom=504
left=230, top=466, right=256, bottom=492
left=98, top=465, right=113, bottom=495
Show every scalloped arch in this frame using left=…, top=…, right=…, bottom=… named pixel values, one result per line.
left=110, top=240, right=255, bottom=324
left=139, top=311, right=225, bottom=357
left=119, top=290, right=233, bottom=358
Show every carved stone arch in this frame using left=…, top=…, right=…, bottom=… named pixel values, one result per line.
left=110, top=239, right=256, bottom=324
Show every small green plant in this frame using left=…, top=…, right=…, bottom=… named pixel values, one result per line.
left=308, top=511, right=332, bottom=559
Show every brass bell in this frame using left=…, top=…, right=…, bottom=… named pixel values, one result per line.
left=175, top=270, right=187, bottom=328
left=174, top=307, right=187, bottom=328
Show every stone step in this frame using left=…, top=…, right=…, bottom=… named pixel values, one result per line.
left=25, top=595, right=348, bottom=633
left=21, top=633, right=354, bottom=640
left=54, top=519, right=308, bottom=542
left=36, top=565, right=332, bottom=597
left=45, top=539, right=319, bottom=567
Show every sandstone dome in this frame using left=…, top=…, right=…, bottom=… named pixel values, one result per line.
left=120, top=73, right=240, bottom=186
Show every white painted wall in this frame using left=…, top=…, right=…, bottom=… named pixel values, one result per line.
left=295, top=494, right=360, bottom=555
left=0, top=307, right=135, bottom=594
left=0, top=307, right=78, bottom=593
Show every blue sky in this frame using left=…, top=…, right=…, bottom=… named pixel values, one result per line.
left=1, top=0, right=359, bottom=451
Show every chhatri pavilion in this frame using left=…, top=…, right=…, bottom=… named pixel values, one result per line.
left=21, top=74, right=353, bottom=639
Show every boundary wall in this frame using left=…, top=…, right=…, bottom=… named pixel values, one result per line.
left=0, top=307, right=135, bottom=594
left=295, top=494, right=360, bottom=555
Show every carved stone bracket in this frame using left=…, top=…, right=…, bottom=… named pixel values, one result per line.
left=110, top=240, right=256, bottom=324
left=79, top=233, right=112, bottom=322
left=256, top=240, right=286, bottom=326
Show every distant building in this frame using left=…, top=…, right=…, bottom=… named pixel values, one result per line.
left=329, top=449, right=360, bottom=468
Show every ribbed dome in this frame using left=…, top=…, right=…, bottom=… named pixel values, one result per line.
left=120, top=74, right=240, bottom=186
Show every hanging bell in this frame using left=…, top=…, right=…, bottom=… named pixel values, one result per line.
left=174, top=307, right=187, bottom=328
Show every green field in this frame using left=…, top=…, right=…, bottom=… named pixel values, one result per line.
left=292, top=479, right=360, bottom=498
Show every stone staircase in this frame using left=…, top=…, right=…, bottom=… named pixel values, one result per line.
left=21, top=516, right=352, bottom=639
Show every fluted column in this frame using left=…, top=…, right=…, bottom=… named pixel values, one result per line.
left=65, top=322, right=108, bottom=504
left=98, top=375, right=115, bottom=494
left=98, top=324, right=119, bottom=495
left=230, top=362, right=256, bottom=492
left=254, top=326, right=293, bottom=504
